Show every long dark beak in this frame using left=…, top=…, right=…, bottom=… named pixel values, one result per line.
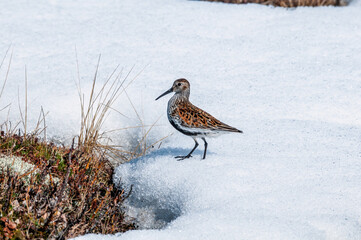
left=155, top=88, right=173, bottom=100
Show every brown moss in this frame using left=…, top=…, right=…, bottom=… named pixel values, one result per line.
left=0, top=133, right=136, bottom=240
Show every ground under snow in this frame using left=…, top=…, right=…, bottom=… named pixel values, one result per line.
left=2, top=0, right=361, bottom=239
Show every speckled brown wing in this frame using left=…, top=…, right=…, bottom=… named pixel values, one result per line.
left=175, top=101, right=242, bottom=133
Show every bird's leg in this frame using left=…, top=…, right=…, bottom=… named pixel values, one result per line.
left=201, top=137, right=208, bottom=159
left=175, top=139, right=199, bottom=161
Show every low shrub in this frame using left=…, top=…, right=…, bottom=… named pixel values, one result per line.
left=201, top=0, right=347, bottom=7
left=0, top=132, right=135, bottom=239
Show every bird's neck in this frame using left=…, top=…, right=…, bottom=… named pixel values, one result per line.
left=168, top=92, right=189, bottom=110
left=173, top=92, right=189, bottom=103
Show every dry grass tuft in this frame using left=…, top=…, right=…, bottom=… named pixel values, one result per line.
left=0, top=46, right=13, bottom=113
left=76, top=55, right=127, bottom=158
left=75, top=55, right=165, bottom=164
left=201, top=0, right=347, bottom=7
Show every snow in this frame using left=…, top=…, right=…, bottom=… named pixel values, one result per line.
left=2, top=0, right=361, bottom=239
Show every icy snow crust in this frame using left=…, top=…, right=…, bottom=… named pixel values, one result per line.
left=2, top=0, right=361, bottom=239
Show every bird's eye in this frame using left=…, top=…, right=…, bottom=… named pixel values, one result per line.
left=177, top=83, right=181, bottom=86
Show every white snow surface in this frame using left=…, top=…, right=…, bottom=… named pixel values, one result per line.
left=2, top=0, right=361, bottom=239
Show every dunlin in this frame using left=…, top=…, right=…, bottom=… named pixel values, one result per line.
left=156, top=78, right=242, bottom=160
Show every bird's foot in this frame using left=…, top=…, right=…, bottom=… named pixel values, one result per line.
left=175, top=155, right=192, bottom=161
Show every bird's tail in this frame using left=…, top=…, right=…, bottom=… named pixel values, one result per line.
left=217, top=123, right=243, bottom=133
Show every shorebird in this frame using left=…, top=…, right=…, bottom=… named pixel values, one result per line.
left=155, top=78, right=242, bottom=160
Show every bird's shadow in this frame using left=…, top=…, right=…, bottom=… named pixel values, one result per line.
left=130, top=147, right=208, bottom=164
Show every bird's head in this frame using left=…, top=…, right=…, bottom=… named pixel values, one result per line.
left=156, top=78, right=190, bottom=100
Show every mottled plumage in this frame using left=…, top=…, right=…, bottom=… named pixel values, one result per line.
left=170, top=99, right=241, bottom=134
left=156, top=78, right=242, bottom=160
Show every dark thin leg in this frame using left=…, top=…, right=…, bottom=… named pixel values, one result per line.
left=201, top=137, right=208, bottom=159
left=175, top=139, right=199, bottom=161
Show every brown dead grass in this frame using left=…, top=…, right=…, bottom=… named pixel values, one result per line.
left=201, top=0, right=347, bottom=7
